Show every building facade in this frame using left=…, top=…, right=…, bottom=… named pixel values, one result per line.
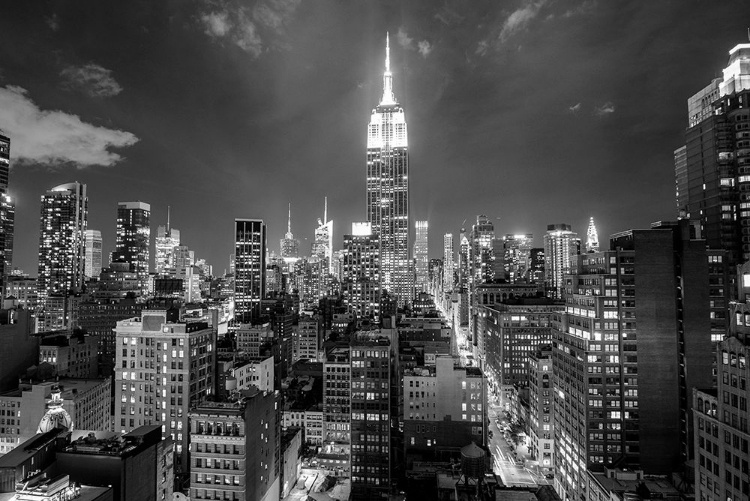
left=84, top=229, right=103, bottom=280
left=366, top=35, right=410, bottom=306
left=234, top=219, right=266, bottom=323
left=350, top=335, right=391, bottom=500
left=543, top=223, right=578, bottom=299
left=114, top=310, right=215, bottom=471
left=38, top=182, right=88, bottom=303
left=414, top=221, right=429, bottom=293
left=342, top=222, right=380, bottom=319
left=114, top=201, right=151, bottom=296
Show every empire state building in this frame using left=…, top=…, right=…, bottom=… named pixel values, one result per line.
left=367, top=34, right=412, bottom=306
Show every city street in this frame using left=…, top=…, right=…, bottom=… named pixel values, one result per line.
left=488, top=406, right=550, bottom=488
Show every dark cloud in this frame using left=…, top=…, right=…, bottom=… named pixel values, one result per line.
left=60, top=63, right=123, bottom=98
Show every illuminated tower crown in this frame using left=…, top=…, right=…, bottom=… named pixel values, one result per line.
left=586, top=217, right=599, bottom=253
left=37, top=384, right=74, bottom=433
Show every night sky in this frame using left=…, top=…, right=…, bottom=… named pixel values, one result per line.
left=2, top=1, right=750, bottom=276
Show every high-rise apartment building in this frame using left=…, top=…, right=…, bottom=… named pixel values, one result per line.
left=350, top=334, right=391, bottom=500
left=676, top=42, right=750, bottom=270
left=414, top=221, right=428, bottom=293
left=470, top=215, right=495, bottom=285
left=543, top=223, right=578, bottom=299
left=38, top=182, right=88, bottom=302
left=0, top=134, right=13, bottom=292
left=312, top=198, right=333, bottom=275
left=155, top=219, right=180, bottom=276
left=366, top=35, right=410, bottom=306
left=403, top=356, right=486, bottom=469
left=443, top=233, right=454, bottom=293
left=189, top=388, right=281, bottom=501
left=114, top=201, right=150, bottom=296
left=84, top=229, right=103, bottom=279
left=234, top=219, right=266, bottom=323
left=552, top=226, right=716, bottom=500
left=114, top=310, right=215, bottom=471
left=342, top=222, right=380, bottom=319
left=693, top=301, right=750, bottom=501
left=528, top=347, right=554, bottom=473
left=502, top=234, right=533, bottom=283
left=458, top=228, right=470, bottom=292
left=323, top=346, right=350, bottom=468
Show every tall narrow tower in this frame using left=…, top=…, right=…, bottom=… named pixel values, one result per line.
left=114, top=201, right=151, bottom=296
left=367, top=34, right=410, bottom=306
left=38, top=182, right=88, bottom=302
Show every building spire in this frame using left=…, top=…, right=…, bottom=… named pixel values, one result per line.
left=287, top=202, right=292, bottom=234
left=324, top=196, right=328, bottom=224
left=167, top=205, right=171, bottom=232
left=586, top=216, right=599, bottom=253
left=381, top=32, right=396, bottom=105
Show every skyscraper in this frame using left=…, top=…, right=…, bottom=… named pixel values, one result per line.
left=114, top=201, right=151, bottom=295
left=234, top=219, right=266, bottom=323
left=585, top=216, right=599, bottom=253
left=342, top=222, right=380, bottom=319
left=366, top=34, right=410, bottom=306
left=675, top=42, right=750, bottom=270
left=37, top=182, right=88, bottom=302
left=155, top=209, right=180, bottom=275
left=413, top=221, right=428, bottom=293
left=502, top=234, right=533, bottom=283
left=470, top=215, right=495, bottom=284
left=443, top=233, right=454, bottom=293
left=312, top=197, right=333, bottom=274
left=84, top=229, right=103, bottom=279
left=280, top=202, right=299, bottom=263
left=0, top=134, right=14, bottom=291
left=543, top=223, right=578, bottom=299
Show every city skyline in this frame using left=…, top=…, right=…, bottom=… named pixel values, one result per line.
left=2, top=2, right=750, bottom=275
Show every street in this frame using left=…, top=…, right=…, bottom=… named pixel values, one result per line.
left=488, top=405, right=550, bottom=488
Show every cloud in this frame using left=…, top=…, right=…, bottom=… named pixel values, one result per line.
left=46, top=14, right=60, bottom=32
left=201, top=10, right=231, bottom=37
left=595, top=102, right=615, bottom=116
left=0, top=85, right=138, bottom=168
left=499, top=0, right=547, bottom=42
left=396, top=27, right=413, bottom=49
left=568, top=102, right=581, bottom=113
left=417, top=40, right=433, bottom=58
left=476, top=40, right=490, bottom=56
left=199, top=0, right=300, bottom=57
left=60, top=64, right=123, bottom=98
left=563, top=0, right=597, bottom=18
left=395, top=27, right=433, bottom=58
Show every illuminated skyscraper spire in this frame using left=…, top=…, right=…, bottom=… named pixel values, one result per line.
left=586, top=216, right=599, bottom=253
left=381, top=32, right=395, bottom=105
left=286, top=202, right=292, bottom=238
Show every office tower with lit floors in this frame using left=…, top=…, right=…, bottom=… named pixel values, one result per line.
left=443, top=233, right=454, bottom=293
left=84, top=229, right=103, bottom=279
left=280, top=203, right=299, bottom=264
left=414, top=221, right=428, bottom=293
left=675, top=41, right=750, bottom=273
left=366, top=34, right=411, bottom=306
left=502, top=234, right=533, bottom=283
left=552, top=225, right=718, bottom=500
left=470, top=215, right=495, bottom=284
left=37, top=182, right=88, bottom=304
left=114, top=310, right=215, bottom=473
left=114, top=201, right=151, bottom=296
left=350, top=334, right=391, bottom=500
left=0, top=134, right=13, bottom=291
left=234, top=219, right=266, bottom=323
left=543, top=223, right=578, bottom=299
left=343, top=222, right=381, bottom=319
left=155, top=212, right=180, bottom=275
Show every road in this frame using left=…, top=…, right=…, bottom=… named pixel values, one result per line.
left=488, top=406, right=550, bottom=488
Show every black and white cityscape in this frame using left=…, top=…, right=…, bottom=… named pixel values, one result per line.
left=1, top=2, right=750, bottom=501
